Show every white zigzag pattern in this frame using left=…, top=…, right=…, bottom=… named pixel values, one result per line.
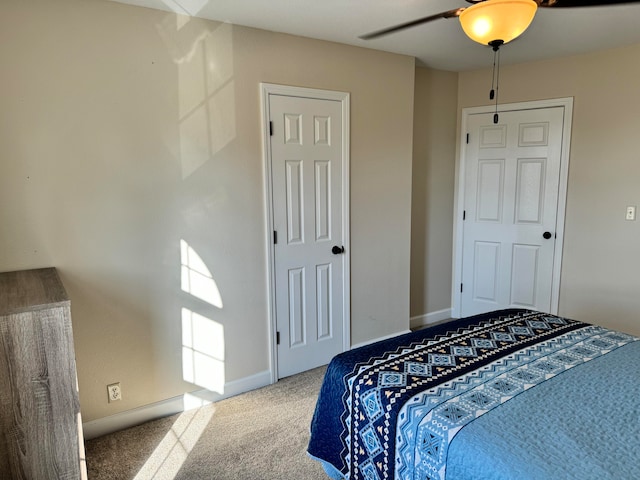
left=395, top=327, right=637, bottom=480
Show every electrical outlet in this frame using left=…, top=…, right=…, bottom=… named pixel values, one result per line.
left=107, top=383, right=122, bottom=403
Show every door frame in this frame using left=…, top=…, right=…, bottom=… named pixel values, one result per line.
left=260, top=83, right=351, bottom=383
left=451, top=97, right=573, bottom=318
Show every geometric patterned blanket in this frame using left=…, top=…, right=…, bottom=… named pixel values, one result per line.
left=307, top=309, right=637, bottom=480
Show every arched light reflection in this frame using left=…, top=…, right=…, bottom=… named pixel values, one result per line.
left=180, top=239, right=222, bottom=308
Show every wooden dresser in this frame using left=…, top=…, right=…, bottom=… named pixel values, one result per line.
left=0, top=268, right=86, bottom=479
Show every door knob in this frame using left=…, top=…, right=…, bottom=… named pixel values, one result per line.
left=332, top=245, right=345, bottom=255
left=543, top=231, right=553, bottom=239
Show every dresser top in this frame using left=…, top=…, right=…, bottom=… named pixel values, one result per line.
left=0, top=268, right=69, bottom=315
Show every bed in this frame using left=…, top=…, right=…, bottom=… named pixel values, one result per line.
left=307, top=309, right=640, bottom=480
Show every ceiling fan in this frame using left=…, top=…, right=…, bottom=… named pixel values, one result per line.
left=362, top=0, right=640, bottom=124
left=361, top=0, right=640, bottom=48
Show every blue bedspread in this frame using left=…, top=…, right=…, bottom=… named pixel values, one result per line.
left=445, top=339, right=640, bottom=479
left=307, top=309, right=639, bottom=480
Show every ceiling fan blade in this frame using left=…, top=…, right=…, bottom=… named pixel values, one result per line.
left=359, top=8, right=465, bottom=40
left=539, top=0, right=640, bottom=6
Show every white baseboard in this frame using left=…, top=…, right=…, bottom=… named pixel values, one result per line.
left=83, top=370, right=272, bottom=440
left=410, top=308, right=453, bottom=330
left=350, top=329, right=412, bottom=350
left=83, top=311, right=451, bottom=440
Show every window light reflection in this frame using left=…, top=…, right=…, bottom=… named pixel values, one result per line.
left=180, top=239, right=223, bottom=308
left=132, top=402, right=214, bottom=480
left=182, top=308, right=225, bottom=394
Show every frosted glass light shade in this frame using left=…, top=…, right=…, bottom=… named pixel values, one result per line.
left=459, top=0, right=538, bottom=46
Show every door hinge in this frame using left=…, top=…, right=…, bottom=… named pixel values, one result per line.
left=466, top=133, right=469, bottom=144
left=273, top=230, right=278, bottom=244
left=460, top=283, right=463, bottom=293
left=269, top=121, right=274, bottom=136
left=276, top=331, right=280, bottom=345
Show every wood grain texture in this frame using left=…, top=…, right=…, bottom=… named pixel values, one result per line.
left=0, top=268, right=69, bottom=315
left=0, top=268, right=84, bottom=479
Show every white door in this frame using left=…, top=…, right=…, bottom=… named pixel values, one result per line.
left=460, top=106, right=566, bottom=317
left=268, top=92, right=347, bottom=378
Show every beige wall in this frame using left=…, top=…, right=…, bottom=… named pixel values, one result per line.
left=458, top=43, right=640, bottom=336
left=410, top=68, right=459, bottom=319
left=0, top=0, right=415, bottom=422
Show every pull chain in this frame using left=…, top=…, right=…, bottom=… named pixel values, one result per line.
left=490, top=49, right=497, bottom=101
left=493, top=47, right=500, bottom=124
left=488, top=40, right=503, bottom=124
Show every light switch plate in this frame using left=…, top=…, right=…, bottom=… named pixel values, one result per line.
left=626, top=206, right=636, bottom=221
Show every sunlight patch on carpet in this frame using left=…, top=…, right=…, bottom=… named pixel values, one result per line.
left=133, top=402, right=214, bottom=479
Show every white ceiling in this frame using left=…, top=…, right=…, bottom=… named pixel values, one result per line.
left=111, top=0, right=640, bottom=71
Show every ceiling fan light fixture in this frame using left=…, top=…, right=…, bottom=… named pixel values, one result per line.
left=459, top=0, right=538, bottom=46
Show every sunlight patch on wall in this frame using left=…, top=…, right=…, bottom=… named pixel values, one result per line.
left=161, top=0, right=210, bottom=17
left=182, top=308, right=225, bottom=394
left=177, top=22, right=236, bottom=179
left=180, top=239, right=222, bottom=308
left=132, top=403, right=214, bottom=480
left=155, top=11, right=236, bottom=178
left=180, top=239, right=225, bottom=393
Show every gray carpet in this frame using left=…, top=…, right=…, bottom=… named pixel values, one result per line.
left=85, top=366, right=329, bottom=479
